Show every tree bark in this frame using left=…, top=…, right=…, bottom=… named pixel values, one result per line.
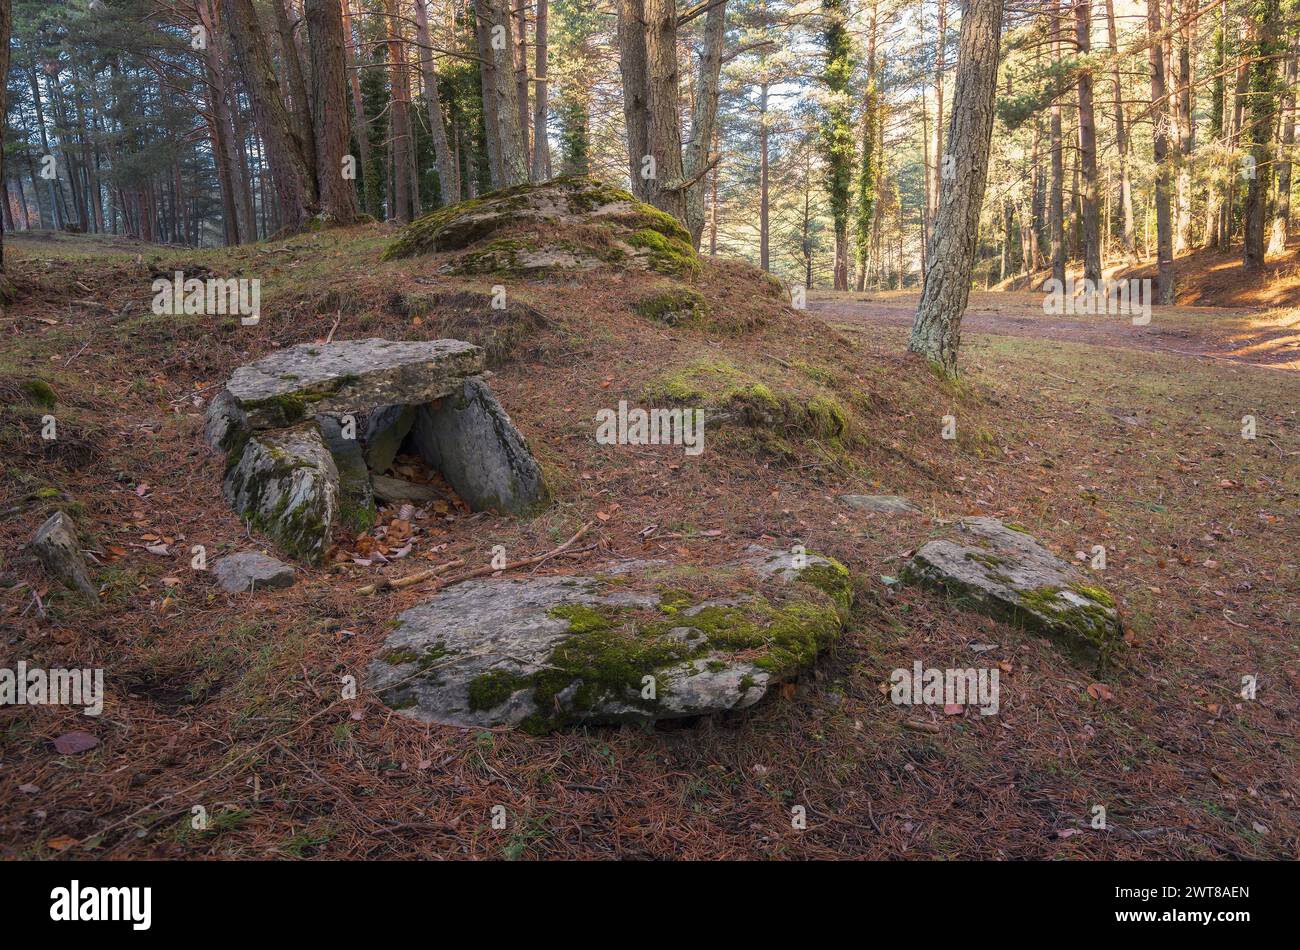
left=684, top=0, right=726, bottom=248
left=1268, top=35, right=1296, bottom=254
left=224, top=0, right=318, bottom=231
left=1105, top=0, right=1136, bottom=260
left=0, top=0, right=13, bottom=301
left=1243, top=0, right=1280, bottom=268
left=642, top=0, right=687, bottom=223
left=1049, top=7, right=1065, bottom=285
left=1075, top=0, right=1102, bottom=284
left=306, top=0, right=359, bottom=225
left=907, top=0, right=1004, bottom=374
left=1148, top=0, right=1176, bottom=300
left=414, top=0, right=461, bottom=204
left=384, top=0, right=414, bottom=223
left=616, top=0, right=651, bottom=200
left=532, top=0, right=552, bottom=181
left=474, top=0, right=529, bottom=188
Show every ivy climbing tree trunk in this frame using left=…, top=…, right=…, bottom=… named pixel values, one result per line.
left=907, top=0, right=1004, bottom=375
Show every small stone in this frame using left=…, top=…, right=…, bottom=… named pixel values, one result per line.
left=840, top=494, right=918, bottom=514
left=212, top=552, right=297, bottom=593
left=30, top=512, right=97, bottom=600
left=372, top=474, right=444, bottom=506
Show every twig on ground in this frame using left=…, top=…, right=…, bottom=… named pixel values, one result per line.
left=357, top=522, right=594, bottom=596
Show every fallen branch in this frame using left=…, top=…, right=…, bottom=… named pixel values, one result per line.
left=356, top=522, right=595, bottom=596
left=356, top=558, right=463, bottom=596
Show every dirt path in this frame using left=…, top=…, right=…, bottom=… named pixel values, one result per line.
left=811, top=290, right=1300, bottom=370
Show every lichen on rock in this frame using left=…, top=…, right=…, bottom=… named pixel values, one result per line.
left=381, top=176, right=702, bottom=279
left=366, top=547, right=852, bottom=732
left=901, top=517, right=1123, bottom=667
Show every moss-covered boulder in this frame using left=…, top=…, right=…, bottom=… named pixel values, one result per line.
left=366, top=546, right=852, bottom=732
left=644, top=358, right=854, bottom=461
left=221, top=423, right=339, bottom=565
left=900, top=517, right=1123, bottom=667
left=381, top=176, right=701, bottom=279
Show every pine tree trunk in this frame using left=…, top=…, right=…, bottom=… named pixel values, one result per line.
left=306, top=0, right=359, bottom=225
left=0, top=0, right=13, bottom=302
left=1173, top=0, right=1193, bottom=255
left=1075, top=0, right=1102, bottom=284
left=384, top=0, right=413, bottom=223
left=1049, top=7, right=1065, bottom=285
left=224, top=0, right=318, bottom=232
left=643, top=0, right=687, bottom=223
left=475, top=0, right=529, bottom=188
left=616, top=0, right=650, bottom=200
left=684, top=0, right=726, bottom=248
left=1148, top=0, right=1177, bottom=301
left=1268, top=36, right=1296, bottom=254
left=342, top=0, right=379, bottom=216
left=1243, top=0, right=1280, bottom=268
left=907, top=0, right=1004, bottom=374
left=532, top=0, right=551, bottom=181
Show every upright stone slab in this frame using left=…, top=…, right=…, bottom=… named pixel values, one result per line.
left=224, top=338, right=484, bottom=429
left=222, top=423, right=339, bottom=564
left=901, top=517, right=1122, bottom=666
left=363, top=404, right=417, bottom=473
left=31, top=511, right=98, bottom=600
left=409, top=377, right=548, bottom=514
left=318, top=413, right=376, bottom=532
left=366, top=548, right=852, bottom=732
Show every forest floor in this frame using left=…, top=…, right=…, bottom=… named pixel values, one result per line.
left=1, top=228, right=1296, bottom=860
left=811, top=288, right=1300, bottom=370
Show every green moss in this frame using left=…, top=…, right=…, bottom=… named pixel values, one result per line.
left=467, top=669, right=531, bottom=711
left=633, top=287, right=709, bottom=327
left=450, top=239, right=528, bottom=275
left=627, top=228, right=701, bottom=278
left=1069, top=582, right=1116, bottom=609
left=1015, top=585, right=1120, bottom=662
left=20, top=380, right=58, bottom=408
left=645, top=359, right=855, bottom=450
left=796, top=557, right=853, bottom=617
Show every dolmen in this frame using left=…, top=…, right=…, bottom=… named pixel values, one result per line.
left=205, top=338, right=548, bottom=563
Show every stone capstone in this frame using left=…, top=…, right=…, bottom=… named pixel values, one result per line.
left=901, top=517, right=1122, bottom=666
left=224, top=338, right=484, bottom=429
left=366, top=547, right=852, bottom=732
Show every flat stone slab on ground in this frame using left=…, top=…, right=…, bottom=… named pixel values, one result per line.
left=901, top=517, right=1122, bottom=666
left=225, top=338, right=484, bottom=429
left=212, top=552, right=296, bottom=593
left=367, top=546, right=852, bottom=732
left=840, top=494, right=918, bottom=514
